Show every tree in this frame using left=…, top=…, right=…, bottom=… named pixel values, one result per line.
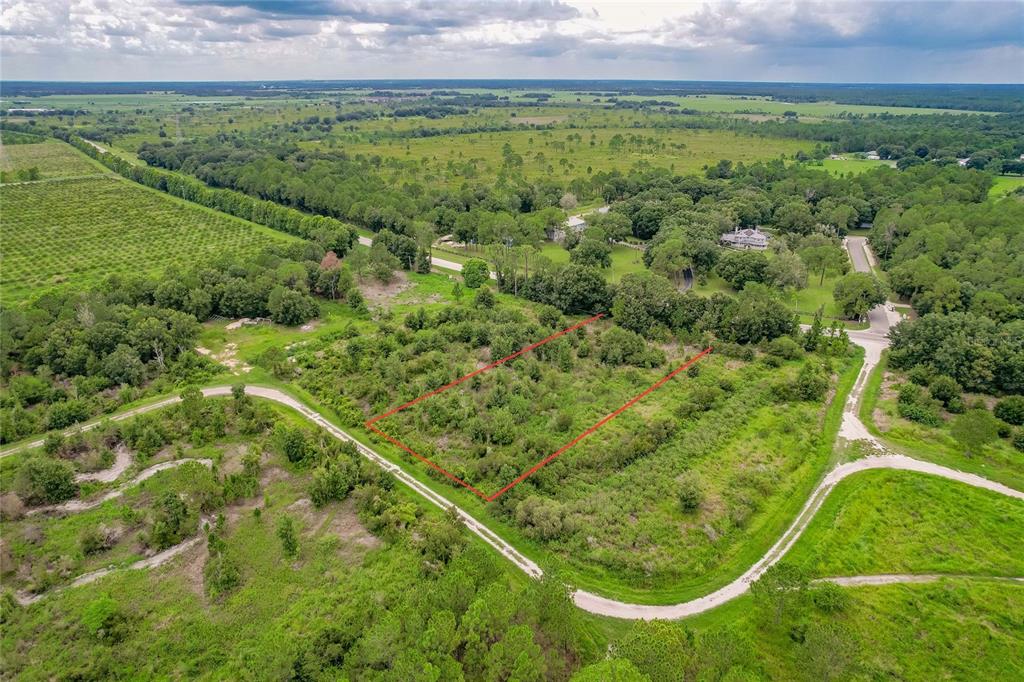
left=716, top=250, right=769, bottom=290
left=994, top=396, right=1024, bottom=426
left=648, top=237, right=689, bottom=285
left=15, top=457, right=77, bottom=505
left=718, top=283, right=797, bottom=344
left=277, top=514, right=299, bottom=558
left=614, top=620, right=695, bottom=682
left=750, top=563, right=808, bottom=624
left=766, top=249, right=808, bottom=291
left=569, top=239, right=612, bottom=268
left=833, top=272, right=887, bottom=320
left=267, top=286, right=319, bottom=326
left=102, top=344, right=146, bottom=386
left=149, top=491, right=190, bottom=550
left=798, top=236, right=847, bottom=286
left=951, top=409, right=1000, bottom=456
left=611, top=271, right=680, bottom=336
left=462, top=259, right=490, bottom=289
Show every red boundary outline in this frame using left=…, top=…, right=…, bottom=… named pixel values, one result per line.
left=366, top=312, right=712, bottom=502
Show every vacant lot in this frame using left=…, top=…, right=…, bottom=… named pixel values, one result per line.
left=341, top=128, right=814, bottom=187
left=0, top=138, right=104, bottom=181
left=0, top=175, right=296, bottom=303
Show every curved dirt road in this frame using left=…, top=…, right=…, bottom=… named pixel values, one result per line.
left=6, top=238, right=1023, bottom=617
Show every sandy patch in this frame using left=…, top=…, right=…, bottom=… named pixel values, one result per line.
left=358, top=271, right=414, bottom=306
left=196, top=343, right=251, bottom=375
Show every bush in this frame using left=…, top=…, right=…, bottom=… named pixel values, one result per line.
left=794, top=363, right=829, bottom=402
left=14, top=457, right=77, bottom=506
left=896, top=383, right=942, bottom=426
left=994, top=396, right=1024, bottom=426
left=310, top=459, right=356, bottom=508
left=462, top=259, right=490, bottom=289
left=677, top=471, right=704, bottom=512
left=811, top=582, right=849, bottom=613
left=951, top=409, right=1001, bottom=456
left=1013, top=429, right=1024, bottom=452
left=928, top=375, right=962, bottom=409
left=766, top=336, right=803, bottom=360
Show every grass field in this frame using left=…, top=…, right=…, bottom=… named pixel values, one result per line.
left=816, top=157, right=897, bottom=175
left=340, top=127, right=814, bottom=187
left=0, top=175, right=297, bottom=303
left=0, top=138, right=106, bottom=181
left=786, top=469, right=1024, bottom=578
left=990, top=174, right=1024, bottom=198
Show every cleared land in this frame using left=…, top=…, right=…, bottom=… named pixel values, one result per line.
left=0, top=138, right=105, bottom=181
left=0, top=175, right=297, bottom=303
left=786, top=469, right=1024, bottom=577
left=340, top=128, right=814, bottom=187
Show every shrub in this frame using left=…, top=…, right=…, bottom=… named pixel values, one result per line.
left=811, top=582, right=849, bottom=613
left=14, top=457, right=77, bottom=506
left=994, top=396, right=1024, bottom=426
left=309, top=460, right=356, bottom=508
left=896, top=383, right=942, bottom=426
left=928, top=375, right=962, bottom=409
left=462, top=259, right=490, bottom=289
left=277, top=515, right=299, bottom=558
left=1013, top=429, right=1024, bottom=452
left=766, top=336, right=803, bottom=360
left=794, top=363, right=829, bottom=402
left=677, top=471, right=704, bottom=512
left=951, top=409, right=1001, bottom=456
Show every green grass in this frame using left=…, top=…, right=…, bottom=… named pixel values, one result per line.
left=0, top=174, right=298, bottom=304
left=536, top=241, right=647, bottom=282
left=0, top=138, right=107, bottom=181
left=990, top=174, right=1024, bottom=198
left=785, top=469, right=1024, bottom=578
left=860, top=356, right=1024, bottom=491
left=679, top=580, right=1024, bottom=680
left=815, top=157, right=897, bottom=176
left=340, top=127, right=814, bottom=188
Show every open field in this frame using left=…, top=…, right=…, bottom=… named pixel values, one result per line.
left=0, top=138, right=105, bottom=181
left=990, top=174, right=1024, bottom=197
left=339, top=127, right=814, bottom=187
left=0, top=174, right=297, bottom=303
left=817, top=157, right=897, bottom=175
left=786, top=469, right=1024, bottom=577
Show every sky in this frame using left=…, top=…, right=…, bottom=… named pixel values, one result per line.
left=1, top=0, right=1022, bottom=83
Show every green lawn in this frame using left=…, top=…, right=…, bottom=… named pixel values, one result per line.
left=990, top=174, right=1024, bottom=198
left=536, top=241, right=646, bottom=282
left=816, top=157, right=897, bottom=176
left=786, top=469, right=1024, bottom=578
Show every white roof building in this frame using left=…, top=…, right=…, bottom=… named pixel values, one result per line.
left=720, top=227, right=770, bottom=250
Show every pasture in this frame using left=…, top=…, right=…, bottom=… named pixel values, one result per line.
left=340, top=127, right=814, bottom=187
left=0, top=138, right=105, bottom=182
left=0, top=175, right=297, bottom=303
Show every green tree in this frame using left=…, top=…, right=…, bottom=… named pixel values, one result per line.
left=750, top=563, right=808, bottom=624
left=615, top=620, right=695, bottom=682
left=463, top=259, right=490, bottom=289
left=994, top=396, right=1024, bottom=426
left=677, top=470, right=704, bottom=512
left=716, top=250, right=769, bottom=289
left=570, top=238, right=612, bottom=269
left=833, top=272, right=887, bottom=320
left=14, top=457, right=77, bottom=505
left=277, top=514, right=299, bottom=558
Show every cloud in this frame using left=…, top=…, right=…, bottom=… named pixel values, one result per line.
left=0, top=0, right=1020, bottom=82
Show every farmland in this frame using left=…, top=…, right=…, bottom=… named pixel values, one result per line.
left=0, top=137, right=105, bottom=181
left=338, top=127, right=814, bottom=188
left=0, top=172, right=297, bottom=304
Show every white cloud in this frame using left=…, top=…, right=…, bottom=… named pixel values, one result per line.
left=1, top=0, right=1021, bottom=82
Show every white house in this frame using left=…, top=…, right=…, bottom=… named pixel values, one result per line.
left=865, top=150, right=881, bottom=160
left=549, top=214, right=588, bottom=242
left=720, top=227, right=770, bottom=251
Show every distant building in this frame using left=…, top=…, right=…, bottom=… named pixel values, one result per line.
left=549, top=214, right=587, bottom=242
left=865, top=150, right=881, bottom=160
left=720, top=227, right=770, bottom=251
left=957, top=158, right=970, bottom=167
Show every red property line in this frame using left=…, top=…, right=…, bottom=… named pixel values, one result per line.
left=365, top=312, right=712, bottom=502
left=485, top=346, right=713, bottom=501
left=367, top=312, right=605, bottom=425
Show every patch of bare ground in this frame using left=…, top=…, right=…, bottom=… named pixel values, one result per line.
left=873, top=407, right=892, bottom=432
left=880, top=372, right=899, bottom=401
left=180, top=541, right=209, bottom=599
left=218, top=443, right=249, bottom=476
left=359, top=270, right=414, bottom=306
left=196, top=342, right=252, bottom=375
left=287, top=498, right=381, bottom=553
